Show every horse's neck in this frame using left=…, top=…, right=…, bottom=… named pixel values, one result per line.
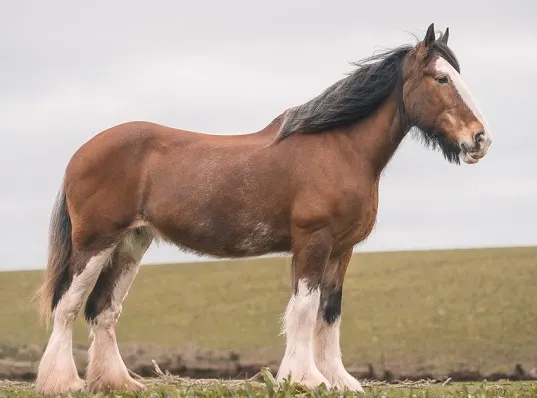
left=344, top=94, right=409, bottom=176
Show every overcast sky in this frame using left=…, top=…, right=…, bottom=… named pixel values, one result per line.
left=1, top=1, right=536, bottom=271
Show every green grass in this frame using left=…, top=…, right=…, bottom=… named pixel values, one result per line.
left=0, top=246, right=537, bottom=377
left=2, top=372, right=537, bottom=398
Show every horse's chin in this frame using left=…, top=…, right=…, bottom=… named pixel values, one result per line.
left=460, top=151, right=480, bottom=164
left=459, top=146, right=489, bottom=165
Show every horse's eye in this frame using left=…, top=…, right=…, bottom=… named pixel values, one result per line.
left=436, top=76, right=449, bottom=84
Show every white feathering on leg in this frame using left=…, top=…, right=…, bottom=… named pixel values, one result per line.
left=277, top=279, right=331, bottom=389
left=36, top=248, right=114, bottom=395
left=86, top=230, right=151, bottom=392
left=314, top=317, right=363, bottom=392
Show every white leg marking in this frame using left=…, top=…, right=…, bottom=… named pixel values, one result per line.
left=315, top=318, right=363, bottom=392
left=276, top=279, right=331, bottom=389
left=87, top=232, right=151, bottom=392
left=87, top=264, right=145, bottom=392
left=36, top=248, right=114, bottom=395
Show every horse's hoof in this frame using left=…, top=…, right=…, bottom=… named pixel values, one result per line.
left=35, top=376, right=85, bottom=396
left=87, top=375, right=146, bottom=393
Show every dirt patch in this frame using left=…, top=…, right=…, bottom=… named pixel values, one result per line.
left=2, top=344, right=537, bottom=383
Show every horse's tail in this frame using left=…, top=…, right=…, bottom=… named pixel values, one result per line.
left=34, top=183, right=72, bottom=326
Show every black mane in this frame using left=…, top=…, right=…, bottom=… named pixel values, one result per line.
left=274, top=34, right=460, bottom=145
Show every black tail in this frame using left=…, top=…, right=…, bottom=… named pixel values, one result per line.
left=34, top=185, right=72, bottom=323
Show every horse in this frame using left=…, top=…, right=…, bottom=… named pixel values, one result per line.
left=34, top=23, right=491, bottom=395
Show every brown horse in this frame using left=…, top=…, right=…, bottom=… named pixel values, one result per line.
left=34, top=23, right=491, bottom=395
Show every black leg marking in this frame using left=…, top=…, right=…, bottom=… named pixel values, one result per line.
left=84, top=258, right=118, bottom=323
left=323, top=288, right=342, bottom=325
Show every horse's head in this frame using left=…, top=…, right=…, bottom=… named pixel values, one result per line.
left=403, top=23, right=491, bottom=164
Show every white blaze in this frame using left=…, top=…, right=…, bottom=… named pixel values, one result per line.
left=435, top=57, right=489, bottom=135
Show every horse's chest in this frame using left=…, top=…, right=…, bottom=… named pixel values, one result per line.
left=335, top=187, right=379, bottom=246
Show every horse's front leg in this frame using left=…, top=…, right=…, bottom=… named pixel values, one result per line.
left=276, top=227, right=332, bottom=390
left=314, top=249, right=364, bottom=392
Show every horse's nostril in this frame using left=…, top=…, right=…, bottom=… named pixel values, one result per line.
left=475, top=131, right=486, bottom=145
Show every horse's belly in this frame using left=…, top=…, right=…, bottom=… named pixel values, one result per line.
left=154, top=217, right=291, bottom=258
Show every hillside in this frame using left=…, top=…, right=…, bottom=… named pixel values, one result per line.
left=0, top=246, right=536, bottom=380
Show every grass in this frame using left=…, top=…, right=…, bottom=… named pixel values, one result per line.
left=0, top=246, right=537, bottom=378
left=2, top=371, right=537, bottom=397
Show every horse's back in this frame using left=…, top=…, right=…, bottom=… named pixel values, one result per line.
left=65, top=119, right=274, bottom=180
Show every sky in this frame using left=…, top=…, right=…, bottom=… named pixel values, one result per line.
left=1, top=1, right=536, bottom=271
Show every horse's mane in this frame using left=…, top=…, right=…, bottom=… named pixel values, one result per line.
left=274, top=33, right=458, bottom=143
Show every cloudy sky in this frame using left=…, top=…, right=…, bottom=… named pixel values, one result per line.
left=1, top=1, right=536, bottom=271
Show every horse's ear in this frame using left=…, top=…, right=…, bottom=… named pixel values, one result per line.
left=439, top=27, right=449, bottom=44
left=424, top=23, right=435, bottom=48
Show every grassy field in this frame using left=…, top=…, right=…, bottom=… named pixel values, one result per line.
left=2, top=373, right=537, bottom=397
left=0, top=246, right=537, bottom=382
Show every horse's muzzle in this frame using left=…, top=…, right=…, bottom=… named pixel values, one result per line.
left=459, top=130, right=492, bottom=164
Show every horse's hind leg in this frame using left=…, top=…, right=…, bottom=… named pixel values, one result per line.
left=84, top=228, right=152, bottom=393
left=314, top=249, right=363, bottom=392
left=36, top=246, right=115, bottom=395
